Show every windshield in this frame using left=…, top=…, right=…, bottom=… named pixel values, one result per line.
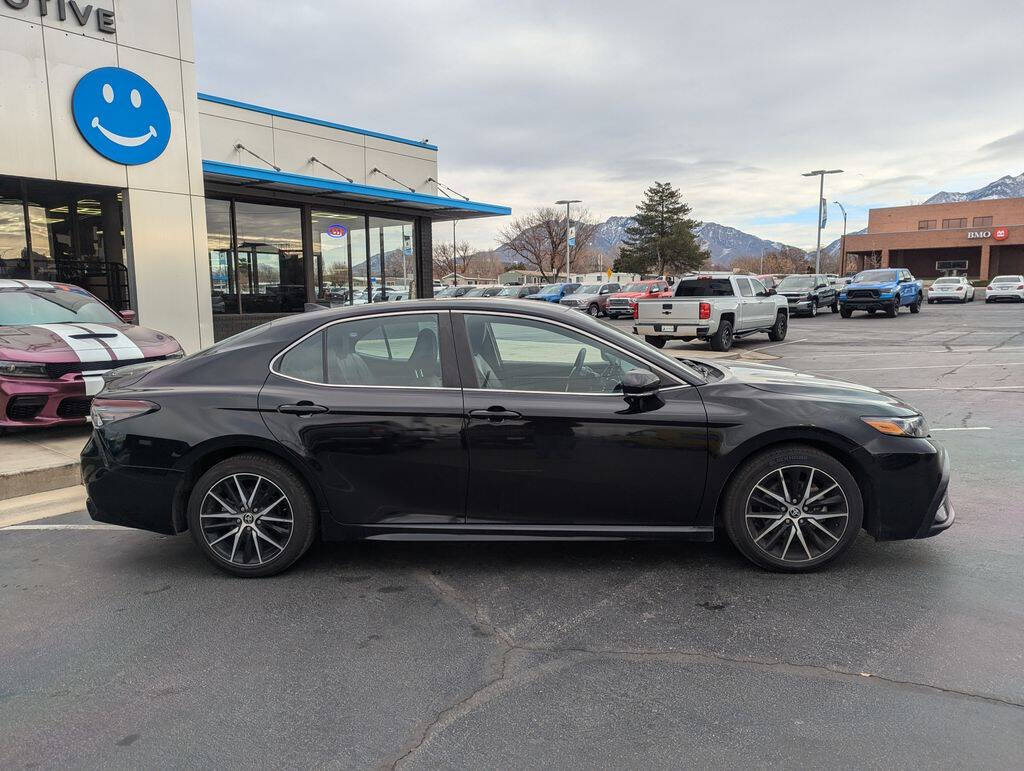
left=853, top=270, right=898, bottom=283
left=932, top=278, right=961, bottom=285
left=0, top=287, right=121, bottom=326
left=537, top=284, right=561, bottom=295
left=777, top=276, right=814, bottom=290
left=435, top=287, right=457, bottom=297
left=496, top=287, right=520, bottom=296
left=622, top=283, right=650, bottom=292
left=674, top=278, right=734, bottom=297
left=992, top=276, right=1021, bottom=284
left=463, top=287, right=488, bottom=296
left=577, top=284, right=603, bottom=294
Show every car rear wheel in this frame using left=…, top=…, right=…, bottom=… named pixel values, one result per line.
left=722, top=445, right=863, bottom=572
left=709, top=319, right=733, bottom=352
left=644, top=335, right=666, bottom=349
left=767, top=311, right=787, bottom=342
left=188, top=453, right=318, bottom=577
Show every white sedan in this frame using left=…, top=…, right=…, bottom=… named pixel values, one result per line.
left=928, top=276, right=975, bottom=303
left=985, top=275, right=1024, bottom=303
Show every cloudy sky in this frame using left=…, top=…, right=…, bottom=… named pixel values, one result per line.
left=193, top=0, right=1024, bottom=252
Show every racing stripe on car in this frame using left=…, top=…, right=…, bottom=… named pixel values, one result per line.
left=73, top=323, right=146, bottom=360
left=82, top=375, right=107, bottom=396
left=34, top=324, right=114, bottom=364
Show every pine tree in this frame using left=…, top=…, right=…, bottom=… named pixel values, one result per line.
left=614, top=182, right=708, bottom=276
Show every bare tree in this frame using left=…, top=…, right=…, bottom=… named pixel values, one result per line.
left=496, top=207, right=598, bottom=281
left=432, top=240, right=474, bottom=281
left=731, top=247, right=811, bottom=275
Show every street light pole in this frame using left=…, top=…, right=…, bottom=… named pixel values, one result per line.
left=833, top=201, right=848, bottom=276
left=452, top=220, right=458, bottom=286
left=802, top=169, right=843, bottom=274
left=555, top=199, right=581, bottom=281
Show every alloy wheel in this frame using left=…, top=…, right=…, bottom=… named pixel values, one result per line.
left=199, top=473, right=294, bottom=566
left=744, top=465, right=849, bottom=563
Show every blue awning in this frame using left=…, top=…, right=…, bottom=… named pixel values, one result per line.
left=202, top=161, right=510, bottom=220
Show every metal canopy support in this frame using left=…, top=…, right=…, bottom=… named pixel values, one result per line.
left=414, top=216, right=433, bottom=298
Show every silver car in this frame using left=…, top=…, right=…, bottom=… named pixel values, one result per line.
left=558, top=282, right=621, bottom=316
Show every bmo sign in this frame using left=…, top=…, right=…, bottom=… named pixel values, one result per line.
left=967, top=227, right=1009, bottom=240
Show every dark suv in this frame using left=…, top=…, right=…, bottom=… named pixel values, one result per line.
left=775, top=274, right=838, bottom=316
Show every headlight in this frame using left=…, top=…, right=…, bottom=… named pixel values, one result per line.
left=0, top=360, right=48, bottom=378
left=861, top=415, right=929, bottom=438
left=90, top=398, right=159, bottom=428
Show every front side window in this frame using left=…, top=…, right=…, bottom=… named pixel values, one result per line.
left=736, top=279, right=753, bottom=297
left=276, top=313, right=442, bottom=388
left=464, top=314, right=651, bottom=394
left=749, top=278, right=768, bottom=296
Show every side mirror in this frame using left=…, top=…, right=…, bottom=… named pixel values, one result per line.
left=768, top=288, right=777, bottom=296
left=118, top=309, right=137, bottom=324
left=620, top=369, right=660, bottom=399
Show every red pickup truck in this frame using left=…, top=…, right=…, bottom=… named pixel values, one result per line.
left=604, top=279, right=674, bottom=319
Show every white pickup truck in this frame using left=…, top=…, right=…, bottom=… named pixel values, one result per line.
left=633, top=273, right=789, bottom=352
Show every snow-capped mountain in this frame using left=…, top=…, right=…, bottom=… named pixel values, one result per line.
left=924, top=173, right=1024, bottom=204
left=588, top=216, right=801, bottom=265
left=821, top=228, right=867, bottom=258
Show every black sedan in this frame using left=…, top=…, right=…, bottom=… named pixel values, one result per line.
left=82, top=299, right=953, bottom=577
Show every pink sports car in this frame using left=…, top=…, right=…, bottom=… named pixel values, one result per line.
left=0, top=280, right=183, bottom=429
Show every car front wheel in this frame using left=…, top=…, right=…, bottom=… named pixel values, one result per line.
left=587, top=303, right=600, bottom=317
left=187, top=453, right=318, bottom=577
left=767, top=311, right=787, bottom=342
left=722, top=445, right=863, bottom=572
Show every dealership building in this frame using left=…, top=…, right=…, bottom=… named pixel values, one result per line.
left=843, top=198, right=1024, bottom=280
left=0, top=0, right=509, bottom=351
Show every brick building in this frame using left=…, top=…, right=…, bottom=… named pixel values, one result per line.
left=843, top=198, right=1024, bottom=280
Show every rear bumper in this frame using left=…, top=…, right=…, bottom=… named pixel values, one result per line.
left=985, top=290, right=1024, bottom=300
left=634, top=323, right=710, bottom=338
left=0, top=374, right=92, bottom=428
left=82, top=432, right=181, bottom=535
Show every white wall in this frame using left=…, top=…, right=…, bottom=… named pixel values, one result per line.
left=0, top=0, right=213, bottom=352
left=197, top=99, right=440, bottom=196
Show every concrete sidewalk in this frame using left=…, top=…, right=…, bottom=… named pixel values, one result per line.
left=0, top=426, right=91, bottom=500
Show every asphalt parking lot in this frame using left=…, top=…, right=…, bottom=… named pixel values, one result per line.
left=2, top=300, right=1023, bottom=768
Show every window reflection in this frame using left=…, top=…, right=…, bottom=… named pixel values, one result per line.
left=311, top=211, right=367, bottom=306
left=235, top=202, right=304, bottom=313
left=368, top=216, right=415, bottom=299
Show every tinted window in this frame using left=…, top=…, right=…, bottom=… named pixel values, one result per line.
left=322, top=314, right=441, bottom=387
left=465, top=315, right=649, bottom=394
left=277, top=331, right=325, bottom=382
left=992, top=276, right=1022, bottom=283
left=674, top=278, right=734, bottom=297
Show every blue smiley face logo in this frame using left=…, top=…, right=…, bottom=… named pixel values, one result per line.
left=72, top=67, right=171, bottom=165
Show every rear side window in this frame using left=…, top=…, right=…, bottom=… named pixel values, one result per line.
left=674, top=279, right=734, bottom=297
left=277, top=331, right=326, bottom=382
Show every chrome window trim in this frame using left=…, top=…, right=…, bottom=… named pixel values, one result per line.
left=453, top=308, right=688, bottom=388
left=269, top=309, right=457, bottom=391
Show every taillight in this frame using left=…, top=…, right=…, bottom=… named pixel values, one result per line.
left=1017, top=284, right=1024, bottom=290
left=699, top=301, right=711, bottom=320
left=90, top=398, right=159, bottom=428
left=632, top=303, right=639, bottom=319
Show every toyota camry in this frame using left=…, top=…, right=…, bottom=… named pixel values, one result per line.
left=83, top=299, right=953, bottom=576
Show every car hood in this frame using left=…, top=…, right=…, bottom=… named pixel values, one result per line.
left=707, top=359, right=914, bottom=412
left=844, top=281, right=898, bottom=291
left=608, top=292, right=647, bottom=299
left=0, top=322, right=181, bottom=363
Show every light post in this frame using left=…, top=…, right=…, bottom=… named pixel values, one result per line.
left=802, top=169, right=843, bottom=274
left=555, top=199, right=581, bottom=281
left=452, top=220, right=458, bottom=286
left=833, top=201, right=848, bottom=276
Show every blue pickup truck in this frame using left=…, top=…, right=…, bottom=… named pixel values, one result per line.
left=838, top=268, right=924, bottom=318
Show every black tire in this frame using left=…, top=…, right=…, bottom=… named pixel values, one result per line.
left=885, top=299, right=898, bottom=318
left=709, top=319, right=733, bottom=352
left=187, top=453, right=318, bottom=577
left=767, top=311, right=787, bottom=342
left=867, top=309, right=877, bottom=315
left=830, top=300, right=838, bottom=313
left=644, top=335, right=666, bottom=349
left=909, top=293, right=922, bottom=313
left=721, top=444, right=864, bottom=572
left=840, top=306, right=852, bottom=318
left=809, top=299, right=818, bottom=317
left=587, top=303, right=600, bottom=317
left=985, top=298, right=992, bottom=304
left=927, top=299, right=934, bottom=304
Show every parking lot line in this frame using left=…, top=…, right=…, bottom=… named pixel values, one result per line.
left=817, top=361, right=1024, bottom=373
left=751, top=338, right=808, bottom=351
left=1, top=524, right=123, bottom=531
left=885, top=386, right=1024, bottom=392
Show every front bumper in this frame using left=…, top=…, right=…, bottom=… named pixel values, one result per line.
left=0, top=374, right=93, bottom=428
left=860, top=438, right=953, bottom=541
left=786, top=299, right=814, bottom=313
left=840, top=297, right=894, bottom=312
left=82, top=432, right=182, bottom=535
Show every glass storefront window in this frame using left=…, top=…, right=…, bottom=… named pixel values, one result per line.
left=311, top=211, right=367, bottom=306
left=234, top=202, right=305, bottom=313
left=0, top=193, right=27, bottom=280
left=206, top=199, right=234, bottom=314
left=368, top=215, right=415, bottom=299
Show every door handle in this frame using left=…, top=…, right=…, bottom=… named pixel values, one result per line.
left=278, top=402, right=329, bottom=416
left=468, top=407, right=522, bottom=421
